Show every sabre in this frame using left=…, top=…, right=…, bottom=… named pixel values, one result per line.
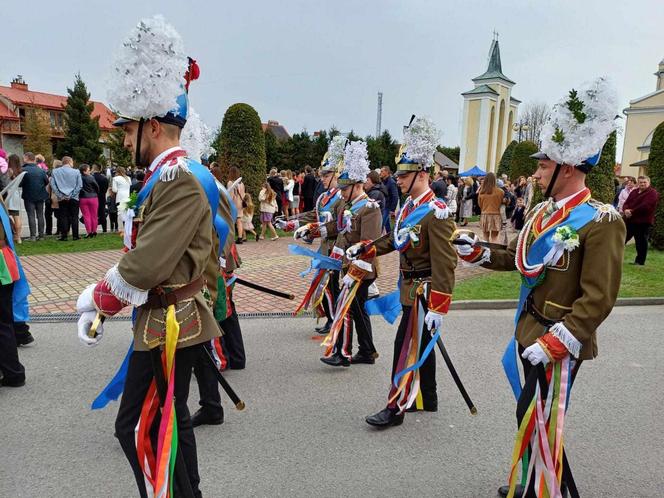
left=418, top=295, right=477, bottom=415
left=202, top=346, right=246, bottom=410
left=234, top=277, right=295, bottom=300
left=274, top=209, right=315, bottom=222
left=451, top=239, right=507, bottom=250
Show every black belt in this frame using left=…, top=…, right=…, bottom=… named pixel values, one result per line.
left=524, top=294, right=558, bottom=328
left=400, top=268, right=431, bottom=280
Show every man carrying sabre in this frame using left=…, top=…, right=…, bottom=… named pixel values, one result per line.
left=455, top=78, right=624, bottom=498
left=348, top=117, right=458, bottom=427
left=277, top=136, right=347, bottom=335
left=75, top=16, right=218, bottom=498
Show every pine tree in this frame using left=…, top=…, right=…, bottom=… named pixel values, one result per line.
left=57, top=73, right=103, bottom=164
left=648, top=121, right=664, bottom=250
left=586, top=131, right=617, bottom=203
left=509, top=140, right=538, bottom=181
left=218, top=103, right=267, bottom=208
left=497, top=140, right=518, bottom=177
left=107, top=127, right=133, bottom=168
left=23, top=108, right=53, bottom=164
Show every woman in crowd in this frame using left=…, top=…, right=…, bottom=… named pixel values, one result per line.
left=242, top=193, right=257, bottom=241
left=459, top=177, right=474, bottom=226
left=227, top=166, right=245, bottom=244
left=111, top=166, right=131, bottom=235
left=281, top=169, right=294, bottom=219
left=514, top=175, right=527, bottom=198
left=258, top=181, right=279, bottom=241
left=477, top=172, right=505, bottom=244
left=6, top=154, right=24, bottom=243
left=291, top=170, right=302, bottom=216
left=617, top=176, right=636, bottom=213
left=79, top=164, right=100, bottom=238
left=445, top=175, right=458, bottom=219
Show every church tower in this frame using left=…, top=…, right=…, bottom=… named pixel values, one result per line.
left=459, top=36, right=520, bottom=173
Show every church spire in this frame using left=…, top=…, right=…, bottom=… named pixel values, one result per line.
left=473, top=37, right=515, bottom=85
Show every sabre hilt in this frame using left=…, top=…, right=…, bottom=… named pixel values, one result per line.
left=88, top=314, right=106, bottom=338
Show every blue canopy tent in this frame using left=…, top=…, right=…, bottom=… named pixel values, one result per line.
left=458, top=166, right=487, bottom=177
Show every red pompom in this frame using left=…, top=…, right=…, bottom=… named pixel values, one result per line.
left=185, top=57, right=200, bottom=90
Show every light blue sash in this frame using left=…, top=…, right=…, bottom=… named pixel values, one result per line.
left=0, top=206, right=30, bottom=321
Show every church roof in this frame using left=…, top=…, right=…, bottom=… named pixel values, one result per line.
left=472, top=40, right=515, bottom=85
left=462, top=84, right=498, bottom=97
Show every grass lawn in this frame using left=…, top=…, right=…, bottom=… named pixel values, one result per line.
left=454, top=245, right=664, bottom=300
left=15, top=233, right=124, bottom=257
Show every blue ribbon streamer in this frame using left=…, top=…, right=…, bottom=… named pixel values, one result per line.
left=365, top=289, right=401, bottom=324
left=502, top=202, right=597, bottom=400
left=0, top=204, right=30, bottom=322
left=288, top=244, right=342, bottom=271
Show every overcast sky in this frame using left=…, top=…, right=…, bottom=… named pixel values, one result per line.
left=2, top=0, right=663, bottom=158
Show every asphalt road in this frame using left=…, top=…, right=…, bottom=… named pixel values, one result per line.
left=1, top=306, right=662, bottom=497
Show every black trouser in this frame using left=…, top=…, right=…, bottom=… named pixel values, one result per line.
left=516, top=345, right=581, bottom=497
left=193, top=339, right=224, bottom=417
left=45, top=203, right=55, bottom=235
left=97, top=195, right=107, bottom=232
left=303, top=196, right=314, bottom=212
left=58, top=199, right=80, bottom=238
left=0, top=283, right=26, bottom=382
left=625, top=222, right=651, bottom=265
left=390, top=305, right=437, bottom=406
left=333, top=278, right=377, bottom=358
left=109, top=212, right=118, bottom=231
left=24, top=199, right=45, bottom=238
left=321, top=270, right=340, bottom=324
left=221, top=292, right=245, bottom=369
left=114, top=345, right=202, bottom=498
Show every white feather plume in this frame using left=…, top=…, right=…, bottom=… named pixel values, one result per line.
left=343, top=140, right=370, bottom=182
left=540, top=77, right=618, bottom=166
left=327, top=135, right=347, bottom=171
left=107, top=15, right=187, bottom=120
left=180, top=108, right=215, bottom=162
left=404, top=117, right=439, bottom=168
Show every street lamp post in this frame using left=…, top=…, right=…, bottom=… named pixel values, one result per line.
left=513, top=122, right=529, bottom=142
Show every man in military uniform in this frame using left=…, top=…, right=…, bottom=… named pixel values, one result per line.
left=349, top=117, right=457, bottom=427
left=278, top=137, right=346, bottom=335
left=303, top=140, right=382, bottom=367
left=75, top=16, right=215, bottom=498
left=456, top=78, right=624, bottom=498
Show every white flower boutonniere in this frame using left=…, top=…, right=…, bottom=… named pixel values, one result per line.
left=543, top=225, right=579, bottom=267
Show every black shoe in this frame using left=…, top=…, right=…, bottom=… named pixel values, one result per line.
left=405, top=403, right=438, bottom=413
left=235, top=238, right=243, bottom=244
left=58, top=237, right=68, bottom=241
left=320, top=353, right=350, bottom=367
left=1, top=376, right=26, bottom=388
left=314, top=321, right=332, bottom=334
left=351, top=353, right=376, bottom=365
left=191, top=408, right=224, bottom=428
left=72, top=236, right=80, bottom=240
left=16, top=332, right=35, bottom=346
left=498, top=484, right=567, bottom=497
left=365, top=407, right=404, bottom=427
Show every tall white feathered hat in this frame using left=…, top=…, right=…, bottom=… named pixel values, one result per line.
left=108, top=15, right=200, bottom=129
left=338, top=140, right=370, bottom=187
left=320, top=135, right=348, bottom=174
left=395, top=116, right=439, bottom=176
left=534, top=77, right=618, bottom=171
left=180, top=108, right=215, bottom=162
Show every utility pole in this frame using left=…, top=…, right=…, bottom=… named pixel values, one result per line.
left=375, top=92, right=383, bottom=137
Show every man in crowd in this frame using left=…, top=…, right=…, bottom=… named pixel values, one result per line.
left=20, top=152, right=49, bottom=241
left=301, top=164, right=317, bottom=212
left=623, top=175, right=659, bottom=265
left=380, top=165, right=399, bottom=232
left=268, top=168, right=284, bottom=216
left=364, top=170, right=387, bottom=212
left=50, top=156, right=82, bottom=241
left=431, top=169, right=449, bottom=200
left=92, top=164, right=109, bottom=233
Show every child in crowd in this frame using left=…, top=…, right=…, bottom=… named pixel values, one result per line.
left=242, top=193, right=257, bottom=241
left=511, top=196, right=525, bottom=230
left=258, top=182, right=279, bottom=241
left=107, top=195, right=119, bottom=232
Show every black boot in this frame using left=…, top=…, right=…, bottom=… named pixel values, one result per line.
left=365, top=407, right=404, bottom=427
left=350, top=352, right=376, bottom=364
left=320, top=353, right=350, bottom=367
left=498, top=483, right=568, bottom=498
left=405, top=402, right=438, bottom=413
left=191, top=408, right=224, bottom=428
left=314, top=320, right=332, bottom=335
left=15, top=331, right=35, bottom=346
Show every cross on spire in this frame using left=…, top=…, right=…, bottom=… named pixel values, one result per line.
left=493, top=30, right=499, bottom=41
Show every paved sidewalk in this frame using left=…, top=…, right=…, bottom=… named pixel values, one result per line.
left=22, top=236, right=488, bottom=316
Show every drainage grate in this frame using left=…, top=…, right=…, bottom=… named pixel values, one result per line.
left=30, top=311, right=314, bottom=323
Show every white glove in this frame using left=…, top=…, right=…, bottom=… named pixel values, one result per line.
left=521, top=342, right=550, bottom=366
left=76, top=284, right=96, bottom=313
left=78, top=310, right=103, bottom=347
left=342, top=274, right=356, bottom=287
left=276, top=219, right=298, bottom=231
left=346, top=242, right=365, bottom=261
left=454, top=232, right=479, bottom=257
left=424, top=310, right=444, bottom=331
left=294, top=225, right=310, bottom=240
